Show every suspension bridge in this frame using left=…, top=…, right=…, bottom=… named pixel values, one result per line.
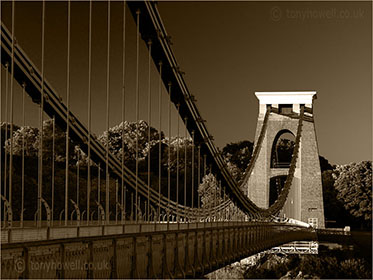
left=1, top=1, right=352, bottom=278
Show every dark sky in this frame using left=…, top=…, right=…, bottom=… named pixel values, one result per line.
left=157, top=1, right=372, bottom=165
left=1, top=1, right=371, bottom=165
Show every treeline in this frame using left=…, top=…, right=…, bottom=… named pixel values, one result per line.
left=0, top=121, right=201, bottom=221
left=321, top=160, right=372, bottom=229
left=1, top=121, right=372, bottom=229
left=243, top=249, right=372, bottom=279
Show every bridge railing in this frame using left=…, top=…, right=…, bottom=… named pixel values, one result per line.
left=2, top=220, right=250, bottom=244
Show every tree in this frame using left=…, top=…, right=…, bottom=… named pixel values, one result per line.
left=222, top=140, right=253, bottom=182
left=322, top=170, right=353, bottom=227
left=4, top=126, right=39, bottom=156
left=274, top=138, right=294, bottom=164
left=98, top=120, right=162, bottom=163
left=333, top=161, right=372, bottom=228
left=198, top=173, right=221, bottom=209
left=319, top=155, right=333, bottom=172
left=5, top=119, right=76, bottom=163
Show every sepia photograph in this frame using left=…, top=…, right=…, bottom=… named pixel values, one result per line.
left=0, top=0, right=372, bottom=279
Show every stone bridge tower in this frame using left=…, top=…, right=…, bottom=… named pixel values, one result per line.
left=247, top=91, right=325, bottom=228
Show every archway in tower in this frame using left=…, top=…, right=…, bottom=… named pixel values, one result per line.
left=270, top=130, right=295, bottom=168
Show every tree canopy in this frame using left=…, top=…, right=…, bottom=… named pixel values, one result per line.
left=332, top=161, right=372, bottom=228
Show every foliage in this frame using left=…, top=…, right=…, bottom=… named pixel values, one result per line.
left=198, top=173, right=222, bottom=209
left=319, top=155, right=334, bottom=172
left=274, top=138, right=295, bottom=164
left=1, top=120, right=204, bottom=220
left=222, top=140, right=253, bottom=182
left=5, top=126, right=40, bottom=156
left=97, top=120, right=163, bottom=163
left=339, top=258, right=372, bottom=279
left=322, top=170, right=353, bottom=228
left=333, top=161, right=372, bottom=228
left=4, top=119, right=76, bottom=163
left=222, top=140, right=253, bottom=171
left=167, top=136, right=193, bottom=173
left=243, top=250, right=372, bottom=279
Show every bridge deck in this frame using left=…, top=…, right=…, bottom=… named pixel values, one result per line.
left=1, top=222, right=317, bottom=279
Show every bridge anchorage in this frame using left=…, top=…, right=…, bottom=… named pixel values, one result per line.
left=0, top=1, right=350, bottom=279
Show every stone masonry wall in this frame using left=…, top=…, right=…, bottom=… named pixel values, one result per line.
left=247, top=111, right=325, bottom=228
